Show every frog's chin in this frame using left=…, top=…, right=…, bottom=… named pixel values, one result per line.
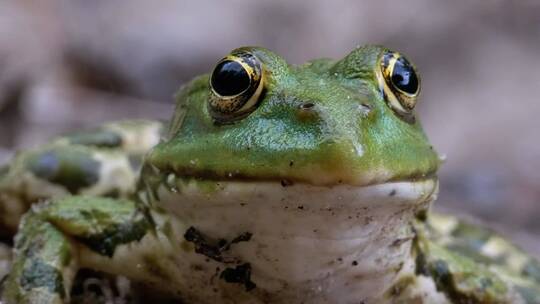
left=151, top=177, right=438, bottom=303
left=156, top=177, right=438, bottom=242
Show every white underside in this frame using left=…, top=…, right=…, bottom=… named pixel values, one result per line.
left=82, top=178, right=438, bottom=304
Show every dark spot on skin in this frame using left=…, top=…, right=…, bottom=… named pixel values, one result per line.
left=364, top=216, right=374, bottom=225
left=70, top=269, right=106, bottom=297
left=28, top=149, right=101, bottom=194
left=297, top=205, right=304, bottom=210
left=65, top=130, right=123, bottom=148
left=21, top=259, right=65, bottom=298
left=128, top=155, right=143, bottom=171
left=280, top=179, right=293, bottom=187
left=102, top=189, right=121, bottom=199
left=389, top=189, right=397, bottom=196
left=184, top=227, right=223, bottom=262
left=218, top=239, right=228, bottom=248
left=479, top=277, right=493, bottom=289
left=220, top=263, right=256, bottom=291
left=431, top=260, right=452, bottom=288
left=78, top=212, right=151, bottom=257
left=414, top=252, right=429, bottom=276
left=184, top=227, right=252, bottom=263
left=352, top=261, right=358, bottom=266
left=415, top=209, right=428, bottom=222
left=522, top=259, right=540, bottom=282
left=230, top=232, right=253, bottom=245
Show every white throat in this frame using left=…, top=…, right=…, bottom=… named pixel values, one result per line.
left=156, top=178, right=438, bottom=304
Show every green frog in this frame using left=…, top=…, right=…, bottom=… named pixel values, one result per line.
left=0, top=45, right=539, bottom=303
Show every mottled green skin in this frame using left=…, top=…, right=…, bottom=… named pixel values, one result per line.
left=0, top=120, right=162, bottom=236
left=414, top=215, right=540, bottom=303
left=0, top=46, right=538, bottom=303
left=2, top=197, right=151, bottom=303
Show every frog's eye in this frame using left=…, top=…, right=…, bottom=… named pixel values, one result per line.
left=208, top=52, right=264, bottom=123
left=378, top=51, right=420, bottom=121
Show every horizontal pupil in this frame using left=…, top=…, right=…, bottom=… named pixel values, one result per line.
left=211, top=61, right=251, bottom=96
left=391, top=58, right=418, bottom=94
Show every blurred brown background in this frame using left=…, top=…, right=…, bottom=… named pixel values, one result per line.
left=0, top=1, right=539, bottom=253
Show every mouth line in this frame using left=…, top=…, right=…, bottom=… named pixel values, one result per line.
left=159, top=168, right=438, bottom=189
left=153, top=171, right=439, bottom=209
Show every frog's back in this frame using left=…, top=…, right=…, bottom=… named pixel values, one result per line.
left=408, top=213, right=540, bottom=303
left=0, top=120, right=163, bottom=236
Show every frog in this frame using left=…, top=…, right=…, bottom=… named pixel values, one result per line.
left=0, top=45, right=539, bottom=304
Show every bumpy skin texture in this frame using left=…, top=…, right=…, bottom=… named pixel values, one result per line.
left=0, top=46, right=539, bottom=303
left=413, top=215, right=540, bottom=303
left=0, top=120, right=162, bottom=237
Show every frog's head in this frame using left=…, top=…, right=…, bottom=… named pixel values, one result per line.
left=148, top=45, right=439, bottom=186
left=144, top=46, right=441, bottom=301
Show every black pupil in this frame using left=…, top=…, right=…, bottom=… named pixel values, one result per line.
left=391, top=57, right=418, bottom=94
left=211, top=60, right=250, bottom=96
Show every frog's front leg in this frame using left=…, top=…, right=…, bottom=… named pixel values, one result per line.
left=1, top=196, right=156, bottom=304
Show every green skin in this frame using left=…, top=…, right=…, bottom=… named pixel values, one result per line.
left=0, top=45, right=539, bottom=303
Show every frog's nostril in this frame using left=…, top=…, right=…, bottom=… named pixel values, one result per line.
left=298, top=102, right=315, bottom=110
left=296, top=102, right=319, bottom=122
left=357, top=103, right=372, bottom=118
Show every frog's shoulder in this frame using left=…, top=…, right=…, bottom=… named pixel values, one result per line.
left=412, top=212, right=540, bottom=303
